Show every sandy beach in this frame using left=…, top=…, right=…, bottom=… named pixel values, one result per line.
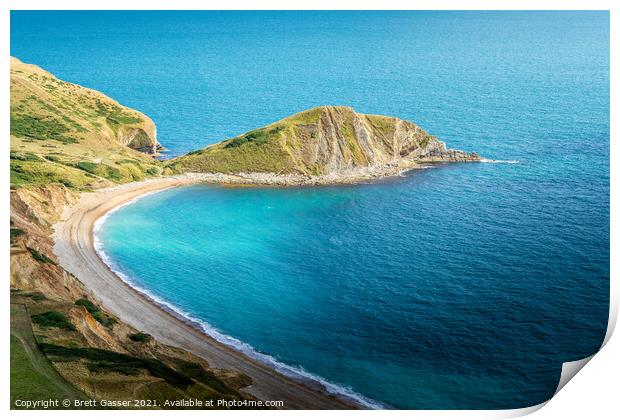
left=52, top=175, right=361, bottom=409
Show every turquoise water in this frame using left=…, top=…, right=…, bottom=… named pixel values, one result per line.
left=12, top=11, right=609, bottom=409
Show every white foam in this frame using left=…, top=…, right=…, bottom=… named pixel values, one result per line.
left=480, top=158, right=519, bottom=164
left=93, top=199, right=385, bottom=409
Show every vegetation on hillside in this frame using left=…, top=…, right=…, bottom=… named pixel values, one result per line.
left=128, top=332, right=152, bottom=342
left=11, top=290, right=254, bottom=408
left=27, top=247, right=56, bottom=265
left=31, top=311, right=76, bottom=331
left=10, top=57, right=161, bottom=189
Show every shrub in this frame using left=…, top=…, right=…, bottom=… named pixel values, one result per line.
left=104, top=166, right=124, bottom=182
left=10, top=151, right=42, bottom=162
left=31, top=311, right=75, bottom=331
left=87, top=360, right=141, bottom=375
left=10, top=114, right=75, bottom=144
left=45, top=154, right=61, bottom=162
left=10, top=228, right=25, bottom=241
left=27, top=247, right=56, bottom=265
left=75, top=298, right=98, bottom=313
left=224, top=126, right=283, bottom=149
left=59, top=179, right=75, bottom=188
left=128, top=332, right=151, bottom=342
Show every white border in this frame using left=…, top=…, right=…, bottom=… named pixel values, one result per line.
left=2, top=2, right=616, bottom=419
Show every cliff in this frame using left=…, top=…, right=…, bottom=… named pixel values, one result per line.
left=10, top=184, right=255, bottom=406
left=167, top=106, right=479, bottom=177
left=10, top=57, right=162, bottom=189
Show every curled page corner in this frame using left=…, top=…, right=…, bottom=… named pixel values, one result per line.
left=550, top=301, right=617, bottom=399
left=495, top=354, right=601, bottom=419
left=554, top=356, right=595, bottom=396
left=497, top=401, right=548, bottom=418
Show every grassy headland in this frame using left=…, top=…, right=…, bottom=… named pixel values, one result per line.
left=10, top=57, right=162, bottom=189
left=166, top=106, right=478, bottom=176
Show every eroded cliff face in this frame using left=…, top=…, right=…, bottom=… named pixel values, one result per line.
left=10, top=185, right=254, bottom=403
left=168, top=106, right=479, bottom=176
left=119, top=126, right=161, bottom=154
left=290, top=106, right=478, bottom=172
left=11, top=185, right=80, bottom=300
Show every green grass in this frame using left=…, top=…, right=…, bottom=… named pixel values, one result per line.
left=10, top=160, right=93, bottom=188
left=10, top=151, right=43, bottom=162
left=169, top=130, right=292, bottom=175
left=75, top=298, right=116, bottom=328
left=338, top=117, right=367, bottom=166
left=11, top=157, right=161, bottom=188
left=106, top=114, right=142, bottom=125
left=11, top=57, right=160, bottom=189
left=224, top=126, right=283, bottom=149
left=128, top=332, right=151, bottom=342
left=10, top=335, right=69, bottom=408
left=11, top=304, right=85, bottom=409
left=366, top=114, right=396, bottom=137
left=31, top=311, right=76, bottom=331
left=169, top=106, right=379, bottom=176
left=10, top=114, right=77, bottom=144
left=283, top=107, right=325, bottom=125
left=27, top=247, right=56, bottom=265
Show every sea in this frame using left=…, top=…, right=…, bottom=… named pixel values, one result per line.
left=11, top=11, right=610, bottom=409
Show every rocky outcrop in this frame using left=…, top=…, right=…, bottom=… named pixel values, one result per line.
left=118, top=126, right=162, bottom=155
left=168, top=106, right=479, bottom=177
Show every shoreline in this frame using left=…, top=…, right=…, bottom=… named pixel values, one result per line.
left=53, top=174, right=377, bottom=409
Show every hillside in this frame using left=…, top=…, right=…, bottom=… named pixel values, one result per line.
left=10, top=57, right=162, bottom=189
left=10, top=59, right=254, bottom=407
left=11, top=186, right=256, bottom=408
left=167, top=106, right=479, bottom=176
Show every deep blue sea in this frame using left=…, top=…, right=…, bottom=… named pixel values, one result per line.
left=11, top=11, right=609, bottom=409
